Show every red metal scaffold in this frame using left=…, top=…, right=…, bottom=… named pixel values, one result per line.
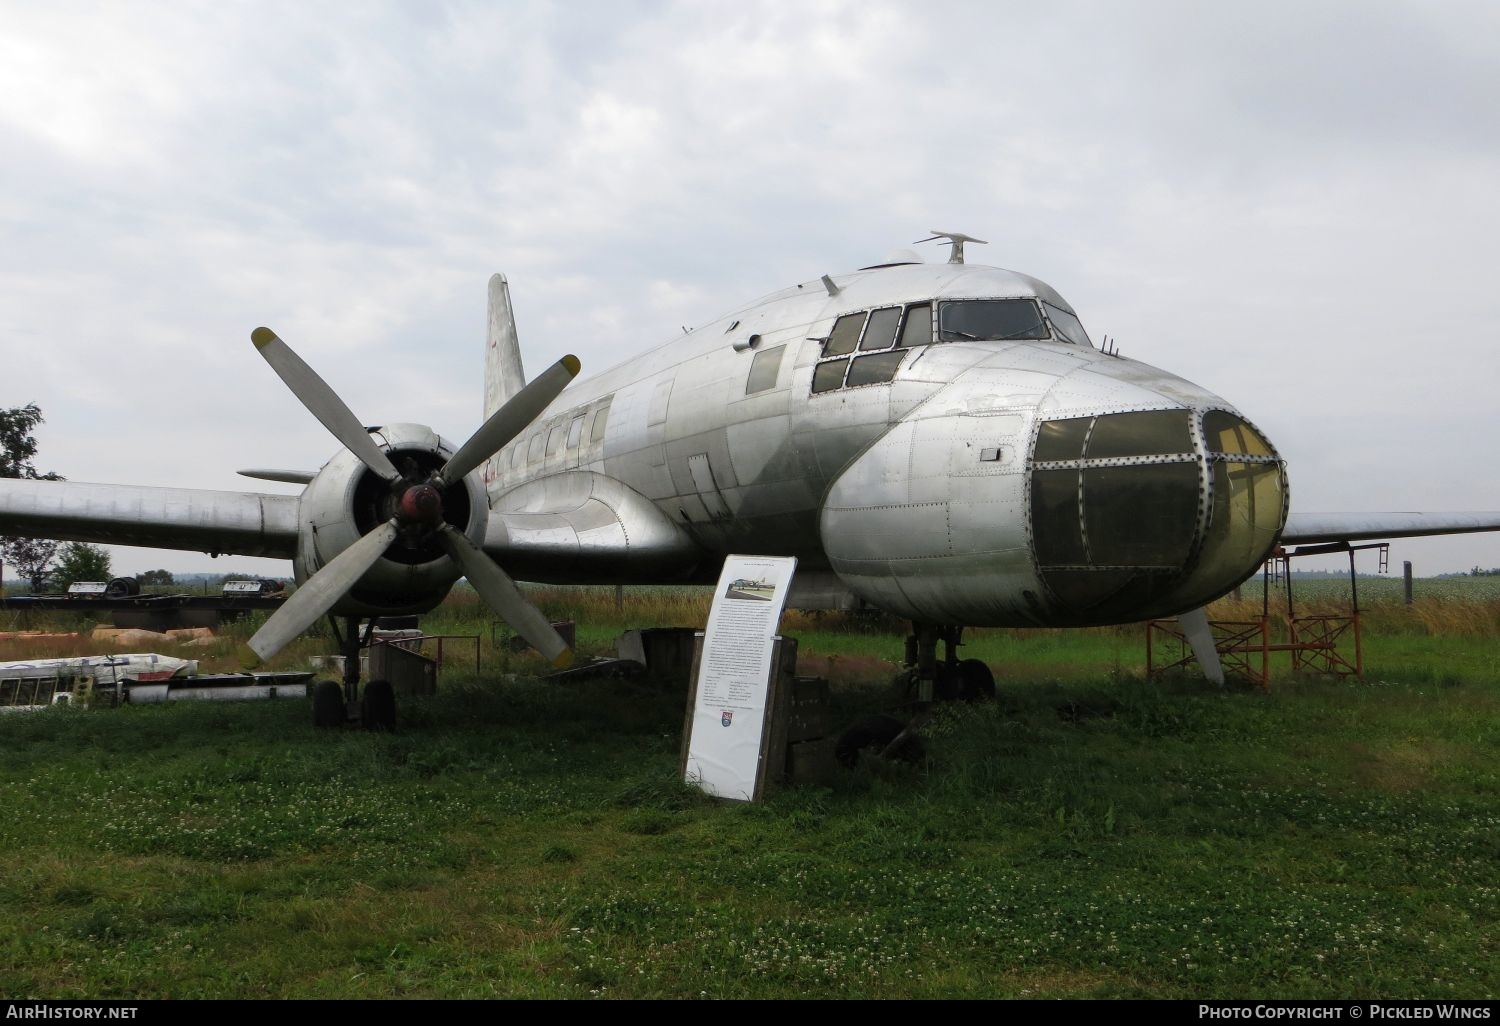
left=1147, top=541, right=1387, bottom=687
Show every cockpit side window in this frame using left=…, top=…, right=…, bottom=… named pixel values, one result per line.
left=938, top=300, right=1048, bottom=342
left=846, top=349, right=905, bottom=387
left=857, top=307, right=901, bottom=351
left=822, top=313, right=866, bottom=357
left=811, top=358, right=849, bottom=394
left=1042, top=301, right=1091, bottom=346
left=897, top=303, right=932, bottom=348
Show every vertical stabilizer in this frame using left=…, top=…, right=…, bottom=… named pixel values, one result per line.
left=485, top=273, right=526, bottom=420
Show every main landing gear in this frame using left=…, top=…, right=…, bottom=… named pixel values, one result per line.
left=312, top=615, right=396, bottom=731
left=900, top=624, right=996, bottom=703
left=836, top=622, right=995, bottom=768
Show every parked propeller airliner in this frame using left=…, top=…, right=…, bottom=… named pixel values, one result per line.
left=4, top=233, right=1498, bottom=707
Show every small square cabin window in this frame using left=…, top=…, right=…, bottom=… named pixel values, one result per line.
left=590, top=402, right=610, bottom=443
left=510, top=444, right=524, bottom=470
left=527, top=433, right=545, bottom=463
left=822, top=313, right=867, bottom=357
left=812, top=358, right=849, bottom=394
left=546, top=423, right=566, bottom=456
left=745, top=345, right=786, bottom=395
left=567, top=416, right=584, bottom=449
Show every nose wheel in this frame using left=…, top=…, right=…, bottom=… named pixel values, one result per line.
left=842, top=623, right=994, bottom=767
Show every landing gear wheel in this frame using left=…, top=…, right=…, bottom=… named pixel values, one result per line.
left=362, top=678, right=396, bottom=731
left=312, top=679, right=345, bottom=729
left=957, top=658, right=996, bottom=702
left=934, top=664, right=963, bottom=702
left=835, top=714, right=925, bottom=768
left=105, top=577, right=140, bottom=598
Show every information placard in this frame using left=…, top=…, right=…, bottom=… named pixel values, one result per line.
left=683, top=554, right=797, bottom=800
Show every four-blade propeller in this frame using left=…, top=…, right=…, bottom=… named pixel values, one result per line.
left=243, top=329, right=579, bottom=669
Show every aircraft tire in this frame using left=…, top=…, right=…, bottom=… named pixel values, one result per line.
left=312, top=680, right=344, bottom=730
left=362, top=679, right=396, bottom=731
left=934, top=664, right=964, bottom=702
left=105, top=577, right=141, bottom=598
left=835, top=714, right=924, bottom=768
left=957, top=659, right=997, bottom=702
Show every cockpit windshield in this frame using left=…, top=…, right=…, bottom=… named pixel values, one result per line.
left=938, top=300, right=1048, bottom=342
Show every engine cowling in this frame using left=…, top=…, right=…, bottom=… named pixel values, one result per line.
left=294, top=423, right=489, bottom=616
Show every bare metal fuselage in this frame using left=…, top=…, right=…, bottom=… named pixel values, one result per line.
left=8, top=255, right=1498, bottom=633
left=481, top=261, right=1287, bottom=627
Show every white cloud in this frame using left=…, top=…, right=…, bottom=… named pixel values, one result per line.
left=2, top=0, right=1497, bottom=576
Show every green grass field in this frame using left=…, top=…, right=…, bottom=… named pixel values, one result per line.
left=0, top=585, right=1496, bottom=998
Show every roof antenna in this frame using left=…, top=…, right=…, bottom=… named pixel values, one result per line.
left=913, top=230, right=988, bottom=265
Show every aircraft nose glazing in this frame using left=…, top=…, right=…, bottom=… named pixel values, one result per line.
left=1028, top=408, right=1286, bottom=622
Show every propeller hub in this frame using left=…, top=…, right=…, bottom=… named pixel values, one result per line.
left=399, top=483, right=444, bottom=525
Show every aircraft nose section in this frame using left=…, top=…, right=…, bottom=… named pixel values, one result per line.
left=1030, top=408, right=1287, bottom=621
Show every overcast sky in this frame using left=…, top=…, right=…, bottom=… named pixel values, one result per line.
left=3, top=0, right=1498, bottom=580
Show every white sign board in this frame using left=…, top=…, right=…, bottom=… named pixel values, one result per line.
left=684, top=554, right=797, bottom=800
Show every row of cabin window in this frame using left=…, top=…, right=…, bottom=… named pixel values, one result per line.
left=509, top=400, right=611, bottom=471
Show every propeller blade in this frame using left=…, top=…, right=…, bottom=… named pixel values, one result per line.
left=238, top=468, right=317, bottom=485
left=251, top=327, right=401, bottom=483
left=437, top=354, right=581, bottom=488
left=437, top=526, right=573, bottom=668
left=243, top=518, right=399, bottom=666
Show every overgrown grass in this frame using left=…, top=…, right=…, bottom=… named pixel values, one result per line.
left=1, top=588, right=1497, bottom=997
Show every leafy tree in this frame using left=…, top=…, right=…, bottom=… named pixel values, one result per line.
left=1, top=403, right=66, bottom=592
left=0, top=404, right=62, bottom=481
left=137, top=569, right=174, bottom=586
left=3, top=537, right=60, bottom=593
left=52, top=543, right=112, bottom=590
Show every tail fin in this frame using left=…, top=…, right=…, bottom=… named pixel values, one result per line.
left=484, top=273, right=526, bottom=420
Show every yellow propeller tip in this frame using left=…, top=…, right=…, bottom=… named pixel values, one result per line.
left=551, top=649, right=574, bottom=670
left=561, top=354, right=581, bottom=376
left=239, top=648, right=263, bottom=671
left=250, top=327, right=278, bottom=350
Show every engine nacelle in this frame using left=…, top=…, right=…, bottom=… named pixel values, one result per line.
left=294, top=423, right=489, bottom=616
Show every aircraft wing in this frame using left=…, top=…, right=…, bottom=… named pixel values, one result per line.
left=1281, top=511, right=1500, bottom=546
left=0, top=479, right=300, bottom=559
left=483, top=470, right=701, bottom=583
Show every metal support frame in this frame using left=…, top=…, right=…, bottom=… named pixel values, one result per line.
left=1147, top=618, right=1270, bottom=689
left=366, top=632, right=481, bottom=674
left=1147, top=541, right=1386, bottom=685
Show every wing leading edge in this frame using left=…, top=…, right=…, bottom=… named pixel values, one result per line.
left=1281, top=511, right=1500, bottom=546
left=0, top=479, right=300, bottom=559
